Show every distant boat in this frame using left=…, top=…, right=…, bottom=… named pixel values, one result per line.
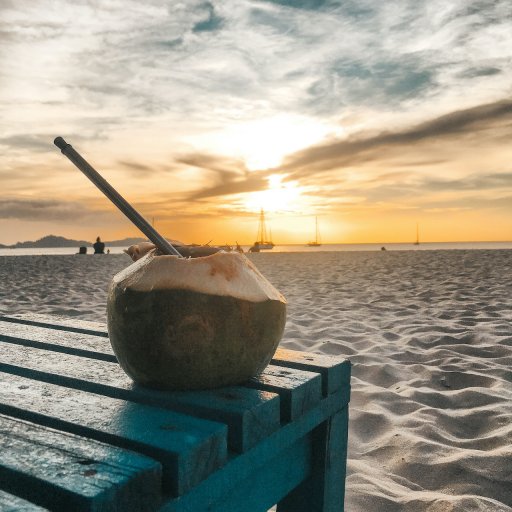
left=307, top=216, right=322, bottom=247
left=414, top=223, right=420, bottom=245
left=253, top=209, right=274, bottom=250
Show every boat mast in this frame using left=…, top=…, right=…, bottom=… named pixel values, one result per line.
left=258, top=209, right=268, bottom=243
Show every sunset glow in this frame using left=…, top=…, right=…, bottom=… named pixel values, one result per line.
left=1, top=2, right=511, bottom=246
left=209, top=115, right=335, bottom=171
left=243, top=175, right=302, bottom=213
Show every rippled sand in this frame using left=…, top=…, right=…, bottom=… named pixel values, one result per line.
left=1, top=250, right=511, bottom=511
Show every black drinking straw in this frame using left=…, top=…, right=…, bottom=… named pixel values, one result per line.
left=54, top=137, right=182, bottom=257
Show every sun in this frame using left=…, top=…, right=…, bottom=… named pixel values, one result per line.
left=195, top=114, right=335, bottom=171
left=244, top=174, right=301, bottom=213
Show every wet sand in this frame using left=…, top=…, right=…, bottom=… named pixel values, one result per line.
left=1, top=249, right=511, bottom=511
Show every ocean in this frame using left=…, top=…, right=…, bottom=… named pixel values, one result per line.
left=0, top=241, right=511, bottom=256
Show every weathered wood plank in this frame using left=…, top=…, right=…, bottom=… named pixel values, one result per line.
left=0, top=490, right=48, bottom=511
left=0, top=320, right=115, bottom=361
left=0, top=372, right=227, bottom=496
left=0, top=414, right=161, bottom=512
left=158, top=387, right=349, bottom=512
left=0, top=340, right=281, bottom=453
left=248, top=365, right=322, bottom=422
left=272, top=348, right=351, bottom=396
left=0, top=314, right=108, bottom=337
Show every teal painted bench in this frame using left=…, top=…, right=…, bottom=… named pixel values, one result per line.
left=0, top=314, right=350, bottom=511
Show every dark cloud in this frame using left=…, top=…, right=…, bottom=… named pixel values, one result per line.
left=157, top=38, right=183, bottom=48
left=118, top=160, right=154, bottom=172
left=188, top=175, right=268, bottom=200
left=116, top=160, right=174, bottom=177
left=0, top=134, right=53, bottom=153
left=174, top=152, right=273, bottom=200
left=192, top=2, right=224, bottom=33
left=0, top=199, right=108, bottom=222
left=421, top=172, right=512, bottom=192
left=261, top=0, right=334, bottom=11
left=174, top=100, right=512, bottom=204
left=458, top=67, right=502, bottom=79
left=177, top=153, right=247, bottom=174
left=305, top=58, right=436, bottom=115
left=334, top=58, right=435, bottom=101
left=283, top=99, right=512, bottom=176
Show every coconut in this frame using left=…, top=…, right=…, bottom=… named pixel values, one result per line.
left=107, top=249, right=287, bottom=390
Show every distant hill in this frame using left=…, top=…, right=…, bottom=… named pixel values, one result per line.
left=6, top=235, right=147, bottom=249
left=10, top=235, right=90, bottom=248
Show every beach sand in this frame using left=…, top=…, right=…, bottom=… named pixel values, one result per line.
left=1, top=250, right=511, bottom=511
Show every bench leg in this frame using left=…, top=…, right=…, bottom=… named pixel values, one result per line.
left=276, top=406, right=349, bottom=512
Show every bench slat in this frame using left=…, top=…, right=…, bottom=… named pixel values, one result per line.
left=0, top=320, right=115, bottom=360
left=0, top=372, right=227, bottom=496
left=272, top=348, right=351, bottom=396
left=0, top=490, right=48, bottom=511
left=0, top=414, right=161, bottom=512
left=0, top=318, right=349, bottom=436
left=248, top=365, right=322, bottom=422
left=0, top=319, right=351, bottom=399
left=0, top=340, right=281, bottom=453
left=0, top=314, right=108, bottom=337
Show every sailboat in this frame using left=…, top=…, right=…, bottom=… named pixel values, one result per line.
left=307, top=216, right=321, bottom=247
left=254, top=209, right=274, bottom=250
left=414, top=223, right=420, bottom=245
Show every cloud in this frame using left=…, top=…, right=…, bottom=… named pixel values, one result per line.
left=261, top=0, right=331, bottom=10
left=176, top=152, right=270, bottom=199
left=420, top=172, right=512, bottom=193
left=1, top=0, right=512, bottom=242
left=116, top=160, right=178, bottom=178
left=0, top=198, right=110, bottom=222
left=0, top=134, right=54, bottom=153
left=282, top=99, right=512, bottom=176
left=192, top=2, right=224, bottom=33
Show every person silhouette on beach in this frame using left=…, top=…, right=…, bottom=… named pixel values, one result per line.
left=93, top=236, right=105, bottom=254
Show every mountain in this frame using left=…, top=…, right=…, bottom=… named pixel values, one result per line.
left=7, top=235, right=147, bottom=248
left=11, top=235, right=90, bottom=248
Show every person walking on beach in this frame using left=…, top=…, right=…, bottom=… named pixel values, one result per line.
left=93, top=236, right=105, bottom=254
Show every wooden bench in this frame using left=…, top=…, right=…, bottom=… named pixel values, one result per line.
left=0, top=314, right=351, bottom=511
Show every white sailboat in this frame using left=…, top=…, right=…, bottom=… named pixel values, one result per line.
left=307, top=216, right=321, bottom=247
left=254, top=209, right=274, bottom=250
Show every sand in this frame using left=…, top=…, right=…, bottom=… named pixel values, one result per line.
left=1, top=249, right=511, bottom=511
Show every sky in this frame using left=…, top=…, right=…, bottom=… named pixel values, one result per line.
left=1, top=0, right=512, bottom=245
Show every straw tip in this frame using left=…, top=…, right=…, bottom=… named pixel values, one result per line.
left=54, top=136, right=68, bottom=151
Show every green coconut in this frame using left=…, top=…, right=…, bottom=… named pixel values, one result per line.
left=107, top=249, right=287, bottom=390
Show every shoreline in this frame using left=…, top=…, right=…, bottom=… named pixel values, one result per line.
left=1, top=241, right=512, bottom=257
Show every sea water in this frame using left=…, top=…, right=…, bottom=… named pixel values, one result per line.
left=0, top=241, right=511, bottom=256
